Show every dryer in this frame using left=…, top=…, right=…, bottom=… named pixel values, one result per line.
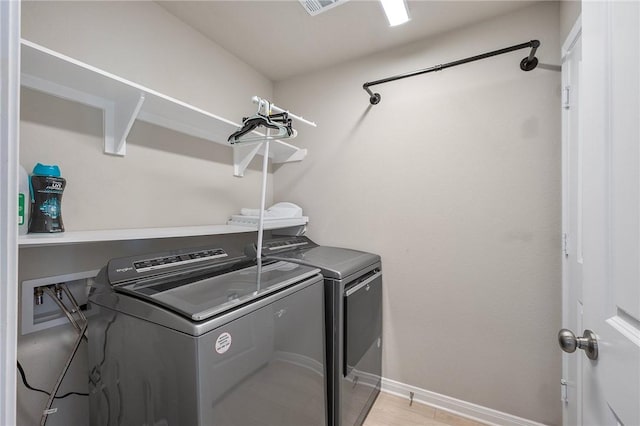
left=88, top=242, right=327, bottom=426
left=253, top=236, right=382, bottom=426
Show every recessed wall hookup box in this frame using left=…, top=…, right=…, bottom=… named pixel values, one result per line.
left=21, top=270, right=99, bottom=335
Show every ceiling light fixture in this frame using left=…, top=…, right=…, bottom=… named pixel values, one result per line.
left=380, top=0, right=410, bottom=27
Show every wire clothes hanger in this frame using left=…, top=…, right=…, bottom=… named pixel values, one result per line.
left=228, top=98, right=297, bottom=144
left=227, top=96, right=316, bottom=262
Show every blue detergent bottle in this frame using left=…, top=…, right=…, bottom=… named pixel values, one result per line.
left=29, top=163, right=66, bottom=233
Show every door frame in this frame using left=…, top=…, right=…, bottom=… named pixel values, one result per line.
left=561, top=15, right=582, bottom=426
left=0, top=0, right=20, bottom=424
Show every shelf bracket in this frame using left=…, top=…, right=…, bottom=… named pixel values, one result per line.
left=233, top=142, right=264, bottom=177
left=104, top=92, right=145, bottom=156
left=22, top=72, right=146, bottom=158
left=271, top=140, right=307, bottom=164
left=232, top=139, right=308, bottom=176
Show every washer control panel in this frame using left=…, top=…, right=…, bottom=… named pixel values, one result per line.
left=107, top=246, right=230, bottom=285
left=133, top=248, right=227, bottom=272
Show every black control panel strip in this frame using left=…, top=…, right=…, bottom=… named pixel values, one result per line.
left=267, top=241, right=309, bottom=251
left=263, top=237, right=310, bottom=251
left=133, top=248, right=228, bottom=273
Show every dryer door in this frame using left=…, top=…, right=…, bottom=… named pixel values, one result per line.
left=344, top=270, right=382, bottom=375
left=342, top=270, right=382, bottom=426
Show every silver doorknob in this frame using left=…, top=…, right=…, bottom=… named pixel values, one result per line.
left=558, top=329, right=598, bottom=360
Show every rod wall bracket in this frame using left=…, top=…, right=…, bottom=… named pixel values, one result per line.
left=520, top=39, right=540, bottom=71
left=363, top=84, right=381, bottom=105
left=520, top=57, right=539, bottom=71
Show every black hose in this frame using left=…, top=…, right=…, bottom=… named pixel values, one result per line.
left=16, top=360, right=88, bottom=399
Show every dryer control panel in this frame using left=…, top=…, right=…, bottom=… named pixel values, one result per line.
left=246, top=236, right=318, bottom=257
left=264, top=237, right=312, bottom=252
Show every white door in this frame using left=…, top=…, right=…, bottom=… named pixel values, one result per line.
left=562, top=1, right=640, bottom=425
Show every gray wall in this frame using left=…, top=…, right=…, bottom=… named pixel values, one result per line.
left=18, top=1, right=564, bottom=425
left=560, top=0, right=581, bottom=43
left=273, top=3, right=562, bottom=425
left=18, top=2, right=274, bottom=425
left=21, top=0, right=275, bottom=230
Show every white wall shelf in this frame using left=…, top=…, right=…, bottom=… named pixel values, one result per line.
left=20, top=39, right=307, bottom=176
left=18, top=218, right=308, bottom=248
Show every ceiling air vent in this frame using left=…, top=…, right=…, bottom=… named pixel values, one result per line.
left=298, top=0, right=349, bottom=16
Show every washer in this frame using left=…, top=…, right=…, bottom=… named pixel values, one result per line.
left=88, top=242, right=327, bottom=426
left=255, top=236, right=382, bottom=426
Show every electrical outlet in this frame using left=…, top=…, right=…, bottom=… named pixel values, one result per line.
left=21, top=270, right=99, bottom=335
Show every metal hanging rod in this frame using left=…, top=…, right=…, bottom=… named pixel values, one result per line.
left=251, top=96, right=317, bottom=127
left=363, top=39, right=540, bottom=105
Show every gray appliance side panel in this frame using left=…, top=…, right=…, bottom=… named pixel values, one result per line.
left=88, top=306, right=200, bottom=426
left=325, top=277, right=342, bottom=426
left=197, top=279, right=327, bottom=426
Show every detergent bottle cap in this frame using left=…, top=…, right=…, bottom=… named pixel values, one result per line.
left=32, top=163, right=61, bottom=177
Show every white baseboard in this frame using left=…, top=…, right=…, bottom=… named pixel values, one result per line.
left=381, top=377, right=548, bottom=426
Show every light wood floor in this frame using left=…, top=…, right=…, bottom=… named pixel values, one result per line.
left=363, top=392, right=488, bottom=426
